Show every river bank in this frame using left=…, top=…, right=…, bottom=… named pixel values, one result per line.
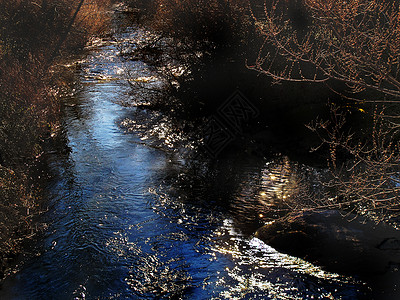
left=0, top=15, right=370, bottom=297
left=1, top=2, right=399, bottom=299
left=0, top=0, right=114, bottom=280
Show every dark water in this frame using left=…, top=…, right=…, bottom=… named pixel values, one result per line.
left=0, top=26, right=367, bottom=299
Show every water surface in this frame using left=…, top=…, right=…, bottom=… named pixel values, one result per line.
left=0, top=25, right=367, bottom=299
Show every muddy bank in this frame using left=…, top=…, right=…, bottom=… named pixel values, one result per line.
left=256, top=210, right=400, bottom=299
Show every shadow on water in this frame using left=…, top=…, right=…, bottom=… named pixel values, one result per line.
left=0, top=21, right=370, bottom=299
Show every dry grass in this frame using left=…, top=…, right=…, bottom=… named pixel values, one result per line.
left=0, top=0, right=113, bottom=60
left=0, top=166, right=35, bottom=278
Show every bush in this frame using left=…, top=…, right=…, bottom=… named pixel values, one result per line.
left=245, top=0, right=400, bottom=223
left=0, top=58, right=57, bottom=166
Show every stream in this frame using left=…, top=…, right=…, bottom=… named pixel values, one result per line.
left=0, top=17, right=368, bottom=299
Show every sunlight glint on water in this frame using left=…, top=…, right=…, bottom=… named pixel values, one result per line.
left=0, top=25, right=367, bottom=299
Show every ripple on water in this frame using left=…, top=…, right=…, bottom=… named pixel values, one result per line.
left=0, top=24, right=370, bottom=300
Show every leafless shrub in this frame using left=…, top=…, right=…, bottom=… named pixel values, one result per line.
left=249, top=0, right=400, bottom=102
left=248, top=0, right=400, bottom=223
left=307, top=107, right=400, bottom=222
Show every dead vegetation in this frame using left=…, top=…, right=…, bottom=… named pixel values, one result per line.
left=0, top=0, right=113, bottom=279
left=248, top=0, right=400, bottom=223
